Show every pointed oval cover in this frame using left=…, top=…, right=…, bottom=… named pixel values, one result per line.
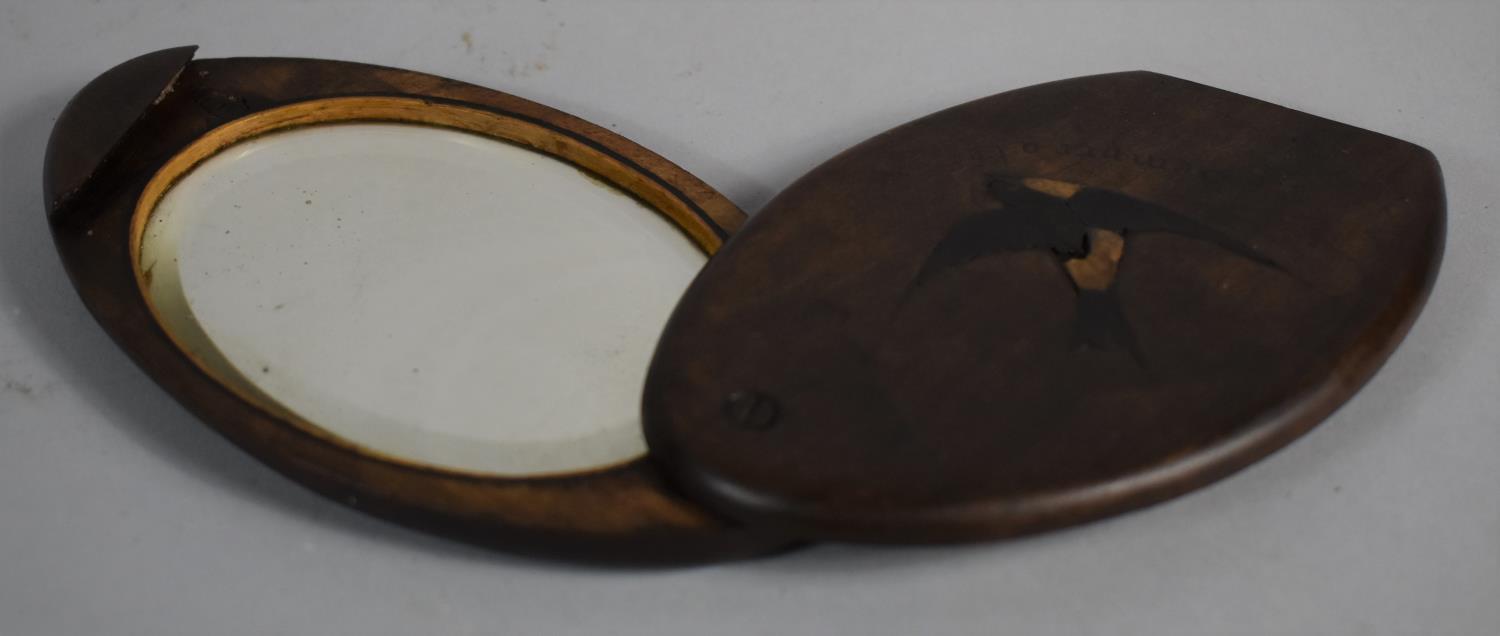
left=643, top=71, right=1444, bottom=542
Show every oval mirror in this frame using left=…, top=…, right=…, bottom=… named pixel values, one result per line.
left=137, top=121, right=701, bottom=477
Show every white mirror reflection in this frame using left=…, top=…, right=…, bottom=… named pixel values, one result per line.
left=138, top=123, right=705, bottom=476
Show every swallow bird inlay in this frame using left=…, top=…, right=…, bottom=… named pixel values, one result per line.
left=904, top=175, right=1284, bottom=364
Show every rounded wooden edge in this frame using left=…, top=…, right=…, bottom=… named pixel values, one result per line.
left=47, top=52, right=793, bottom=564
left=44, top=45, right=197, bottom=216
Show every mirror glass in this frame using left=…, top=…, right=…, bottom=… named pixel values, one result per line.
left=137, top=123, right=705, bottom=476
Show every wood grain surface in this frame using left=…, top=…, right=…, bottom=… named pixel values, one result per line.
left=643, top=71, right=1446, bottom=542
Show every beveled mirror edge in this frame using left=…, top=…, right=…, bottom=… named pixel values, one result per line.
left=44, top=48, right=794, bottom=564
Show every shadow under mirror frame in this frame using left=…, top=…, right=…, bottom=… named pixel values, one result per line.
left=44, top=47, right=792, bottom=565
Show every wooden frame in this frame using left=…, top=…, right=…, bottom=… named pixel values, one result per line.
left=45, top=47, right=789, bottom=564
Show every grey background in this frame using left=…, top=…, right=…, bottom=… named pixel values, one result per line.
left=1, top=1, right=1496, bottom=634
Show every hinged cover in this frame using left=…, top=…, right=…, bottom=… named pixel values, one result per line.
left=643, top=71, right=1445, bottom=542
